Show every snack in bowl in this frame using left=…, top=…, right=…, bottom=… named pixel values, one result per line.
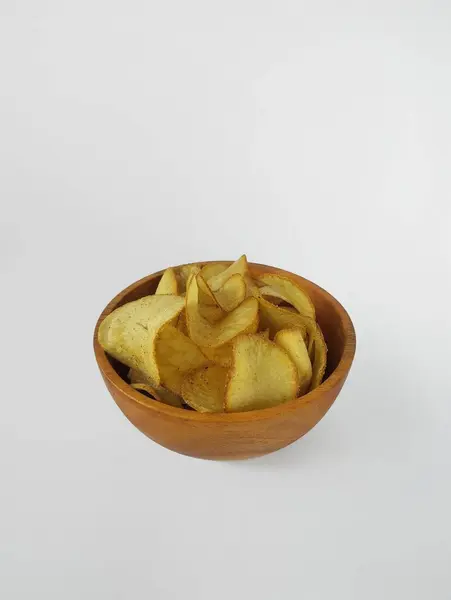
left=94, top=259, right=356, bottom=459
left=97, top=255, right=328, bottom=413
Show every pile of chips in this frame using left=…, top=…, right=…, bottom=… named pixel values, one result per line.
left=98, top=256, right=327, bottom=412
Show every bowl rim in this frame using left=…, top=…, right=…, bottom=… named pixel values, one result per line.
left=93, top=262, right=356, bottom=422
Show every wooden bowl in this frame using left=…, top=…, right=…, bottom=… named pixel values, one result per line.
left=93, top=263, right=356, bottom=460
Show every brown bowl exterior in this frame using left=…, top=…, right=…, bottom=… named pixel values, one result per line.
left=93, top=263, right=356, bottom=460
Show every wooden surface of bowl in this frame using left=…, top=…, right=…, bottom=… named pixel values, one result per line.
left=93, top=263, right=356, bottom=460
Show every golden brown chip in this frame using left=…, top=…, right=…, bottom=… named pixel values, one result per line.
left=213, top=273, right=246, bottom=312
left=196, top=273, right=219, bottom=306
left=181, top=365, right=227, bottom=412
left=157, top=389, right=184, bottom=407
left=244, top=274, right=261, bottom=298
left=129, top=369, right=184, bottom=407
left=200, top=343, right=233, bottom=367
left=178, top=264, right=200, bottom=281
left=258, top=273, right=315, bottom=320
left=197, top=272, right=245, bottom=314
left=225, top=334, right=299, bottom=412
left=198, top=305, right=226, bottom=324
left=186, top=275, right=259, bottom=348
left=195, top=274, right=227, bottom=322
left=176, top=264, right=200, bottom=293
left=274, top=328, right=312, bottom=395
left=130, top=382, right=161, bottom=399
left=155, top=324, right=209, bottom=394
left=310, top=324, right=328, bottom=390
left=177, top=310, right=189, bottom=336
left=207, top=254, right=248, bottom=292
left=258, top=285, right=286, bottom=305
left=257, top=296, right=312, bottom=339
left=98, top=295, right=184, bottom=386
left=129, top=367, right=156, bottom=390
left=128, top=367, right=146, bottom=385
left=155, top=267, right=178, bottom=295
left=200, top=262, right=229, bottom=281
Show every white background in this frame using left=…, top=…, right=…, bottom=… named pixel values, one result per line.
left=1, top=2, right=451, bottom=599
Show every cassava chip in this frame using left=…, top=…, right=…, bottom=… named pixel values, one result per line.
left=128, top=367, right=146, bottom=385
left=200, top=262, right=229, bottom=281
left=196, top=273, right=220, bottom=306
left=177, top=310, right=189, bottom=336
left=129, top=369, right=183, bottom=407
left=98, top=294, right=184, bottom=386
left=213, top=273, right=246, bottom=312
left=195, top=274, right=226, bottom=322
left=176, top=264, right=200, bottom=293
left=186, top=275, right=259, bottom=348
left=199, top=304, right=226, bottom=324
left=274, top=328, right=312, bottom=395
left=225, top=334, right=299, bottom=412
left=198, top=272, right=244, bottom=313
left=181, top=365, right=227, bottom=412
left=258, top=285, right=286, bottom=305
left=155, top=324, right=209, bottom=394
left=310, top=324, right=328, bottom=390
left=258, top=273, right=315, bottom=320
left=131, top=382, right=161, bottom=400
left=155, top=267, right=178, bottom=295
left=158, top=388, right=184, bottom=408
left=200, top=343, right=233, bottom=367
left=198, top=304, right=225, bottom=324
left=243, top=274, right=262, bottom=299
left=207, top=254, right=248, bottom=292
left=257, top=296, right=312, bottom=339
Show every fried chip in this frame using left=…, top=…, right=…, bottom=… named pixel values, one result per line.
left=310, top=324, right=328, bottom=390
left=181, top=365, right=227, bottom=412
left=195, top=274, right=227, bottom=322
left=98, top=294, right=184, bottom=386
left=129, top=368, right=184, bottom=407
left=200, top=343, right=233, bottom=367
left=177, top=310, right=189, bottom=336
left=128, top=367, right=146, bottom=385
left=225, top=334, right=299, bottom=412
left=160, top=389, right=184, bottom=408
left=131, top=382, right=161, bottom=399
left=200, top=262, right=229, bottom=281
left=198, top=305, right=226, bottom=324
left=186, top=275, right=259, bottom=348
left=274, top=328, right=312, bottom=395
left=196, top=273, right=219, bottom=306
left=176, top=264, right=200, bottom=294
left=257, top=296, right=312, bottom=339
left=155, top=267, right=178, bottom=295
left=198, top=272, right=244, bottom=313
left=155, top=324, right=209, bottom=394
left=207, top=254, right=248, bottom=292
left=258, top=285, right=286, bottom=305
left=258, top=273, right=315, bottom=320
left=213, top=273, right=246, bottom=312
